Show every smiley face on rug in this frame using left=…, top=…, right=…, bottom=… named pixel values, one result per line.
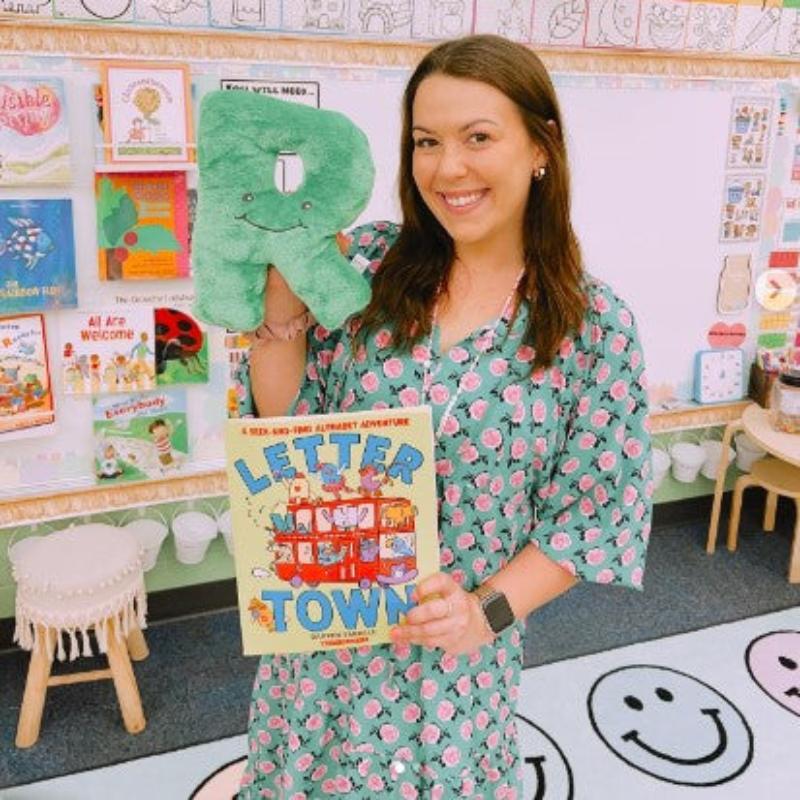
left=587, top=664, right=753, bottom=786
left=746, top=630, right=800, bottom=716
left=515, top=713, right=574, bottom=800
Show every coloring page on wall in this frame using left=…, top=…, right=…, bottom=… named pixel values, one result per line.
left=223, top=329, right=252, bottom=419
left=720, top=174, right=765, bottom=241
left=92, top=387, right=189, bottom=482
left=100, top=61, right=193, bottom=163
left=780, top=194, right=800, bottom=245
left=0, top=75, right=70, bottom=185
left=209, top=0, right=281, bottom=29
left=154, top=306, right=209, bottom=385
left=96, top=171, right=189, bottom=280
left=0, top=313, right=55, bottom=439
left=53, top=0, right=135, bottom=22
left=0, top=198, right=77, bottom=315
left=59, top=307, right=156, bottom=396
left=726, top=96, right=773, bottom=169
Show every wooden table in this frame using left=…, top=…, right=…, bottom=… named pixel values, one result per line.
left=706, top=403, right=800, bottom=554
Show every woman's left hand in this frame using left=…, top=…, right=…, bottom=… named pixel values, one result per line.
left=390, top=572, right=494, bottom=656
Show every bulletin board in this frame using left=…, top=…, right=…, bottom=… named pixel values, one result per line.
left=0, top=23, right=797, bottom=524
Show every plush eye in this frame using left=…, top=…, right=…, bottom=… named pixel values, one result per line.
left=301, top=201, right=312, bottom=210
left=242, top=192, right=254, bottom=202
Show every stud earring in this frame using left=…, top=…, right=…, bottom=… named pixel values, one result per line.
left=533, top=165, right=547, bottom=181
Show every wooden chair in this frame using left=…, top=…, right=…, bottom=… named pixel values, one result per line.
left=11, top=523, right=149, bottom=748
left=727, top=458, right=800, bottom=582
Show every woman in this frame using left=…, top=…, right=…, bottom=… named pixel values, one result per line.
left=241, top=34, right=652, bottom=799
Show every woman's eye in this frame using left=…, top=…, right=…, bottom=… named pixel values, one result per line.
left=413, top=138, right=438, bottom=149
left=469, top=132, right=490, bottom=145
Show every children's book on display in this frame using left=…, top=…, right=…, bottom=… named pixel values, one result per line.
left=225, top=406, right=440, bottom=655
left=0, top=77, right=71, bottom=185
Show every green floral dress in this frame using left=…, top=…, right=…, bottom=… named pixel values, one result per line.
left=238, top=222, right=652, bottom=799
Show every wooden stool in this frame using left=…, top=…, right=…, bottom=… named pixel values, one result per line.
left=11, top=523, right=149, bottom=748
left=727, top=458, right=800, bottom=582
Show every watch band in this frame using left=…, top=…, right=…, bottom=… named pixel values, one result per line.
left=473, top=583, right=515, bottom=636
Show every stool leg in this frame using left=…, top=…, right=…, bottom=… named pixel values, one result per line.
left=16, top=626, right=55, bottom=748
left=103, top=619, right=146, bottom=735
left=790, top=500, right=800, bottom=584
left=727, top=474, right=754, bottom=551
left=126, top=626, right=149, bottom=662
left=764, top=491, right=778, bottom=532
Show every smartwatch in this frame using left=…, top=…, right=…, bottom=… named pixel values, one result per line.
left=473, top=583, right=515, bottom=636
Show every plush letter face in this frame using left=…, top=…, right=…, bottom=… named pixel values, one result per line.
left=192, top=90, right=375, bottom=331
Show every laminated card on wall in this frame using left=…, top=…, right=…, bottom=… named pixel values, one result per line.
left=225, top=406, right=440, bottom=655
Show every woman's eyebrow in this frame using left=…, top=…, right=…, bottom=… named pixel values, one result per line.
left=412, top=119, right=500, bottom=134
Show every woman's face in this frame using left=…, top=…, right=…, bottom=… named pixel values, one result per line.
left=411, top=74, right=543, bottom=254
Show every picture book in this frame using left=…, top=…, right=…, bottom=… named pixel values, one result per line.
left=96, top=172, right=189, bottom=280
left=101, top=62, right=193, bottom=164
left=0, top=77, right=70, bottom=185
left=93, top=388, right=189, bottom=482
left=60, top=308, right=156, bottom=396
left=225, top=406, right=440, bottom=656
left=154, top=307, right=209, bottom=385
left=0, top=313, right=54, bottom=436
left=0, top=198, right=77, bottom=314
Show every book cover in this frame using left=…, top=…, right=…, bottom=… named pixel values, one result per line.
left=0, top=198, right=77, bottom=314
left=96, top=172, right=189, bottom=280
left=0, top=77, right=71, bottom=185
left=93, top=388, right=189, bottom=482
left=60, top=308, right=156, bottom=396
left=154, top=306, right=209, bottom=384
left=101, top=62, right=193, bottom=164
left=225, top=406, right=440, bottom=656
left=0, top=313, right=55, bottom=436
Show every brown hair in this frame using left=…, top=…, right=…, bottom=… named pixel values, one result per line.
left=358, top=34, right=586, bottom=369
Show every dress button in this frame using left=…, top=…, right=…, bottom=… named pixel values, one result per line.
left=391, top=760, right=406, bottom=775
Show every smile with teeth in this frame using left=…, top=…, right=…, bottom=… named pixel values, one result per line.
left=440, top=190, right=486, bottom=209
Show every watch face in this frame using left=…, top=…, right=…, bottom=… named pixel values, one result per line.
left=483, top=591, right=515, bottom=634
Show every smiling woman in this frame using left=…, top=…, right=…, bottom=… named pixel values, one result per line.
left=242, top=33, right=652, bottom=800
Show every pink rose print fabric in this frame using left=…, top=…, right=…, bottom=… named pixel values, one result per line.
left=239, top=222, right=652, bottom=799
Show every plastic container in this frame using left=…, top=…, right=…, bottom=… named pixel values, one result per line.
left=734, top=432, right=767, bottom=472
left=124, top=518, right=169, bottom=571
left=651, top=448, right=671, bottom=490
left=770, top=368, right=800, bottom=434
left=171, top=510, right=218, bottom=565
left=217, top=509, right=234, bottom=556
left=700, top=440, right=736, bottom=480
left=669, top=442, right=706, bottom=483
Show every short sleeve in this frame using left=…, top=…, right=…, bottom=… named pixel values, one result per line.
left=248, top=221, right=400, bottom=417
left=530, top=282, right=652, bottom=590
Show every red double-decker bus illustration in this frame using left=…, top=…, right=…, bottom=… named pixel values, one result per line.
left=272, top=495, right=418, bottom=589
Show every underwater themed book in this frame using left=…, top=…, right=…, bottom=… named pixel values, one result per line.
left=0, top=198, right=77, bottom=314
left=225, top=406, right=439, bottom=655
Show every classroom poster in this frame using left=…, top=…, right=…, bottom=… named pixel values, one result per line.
left=101, top=62, right=193, bottom=164
left=0, top=313, right=55, bottom=437
left=93, top=388, right=189, bottom=482
left=720, top=174, right=765, bottom=241
left=726, top=97, right=773, bottom=170
left=224, top=330, right=253, bottom=419
left=0, top=198, right=77, bottom=314
left=225, top=406, right=440, bottom=655
left=0, top=77, right=70, bottom=185
left=96, top=172, right=189, bottom=280
left=60, top=308, right=156, bottom=395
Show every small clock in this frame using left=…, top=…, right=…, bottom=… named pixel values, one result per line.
left=693, top=348, right=744, bottom=404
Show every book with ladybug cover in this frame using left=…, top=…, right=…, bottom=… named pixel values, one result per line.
left=95, top=171, right=189, bottom=280
left=225, top=406, right=439, bottom=655
left=0, top=198, right=78, bottom=315
left=0, top=77, right=71, bottom=186
left=154, top=307, right=209, bottom=385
